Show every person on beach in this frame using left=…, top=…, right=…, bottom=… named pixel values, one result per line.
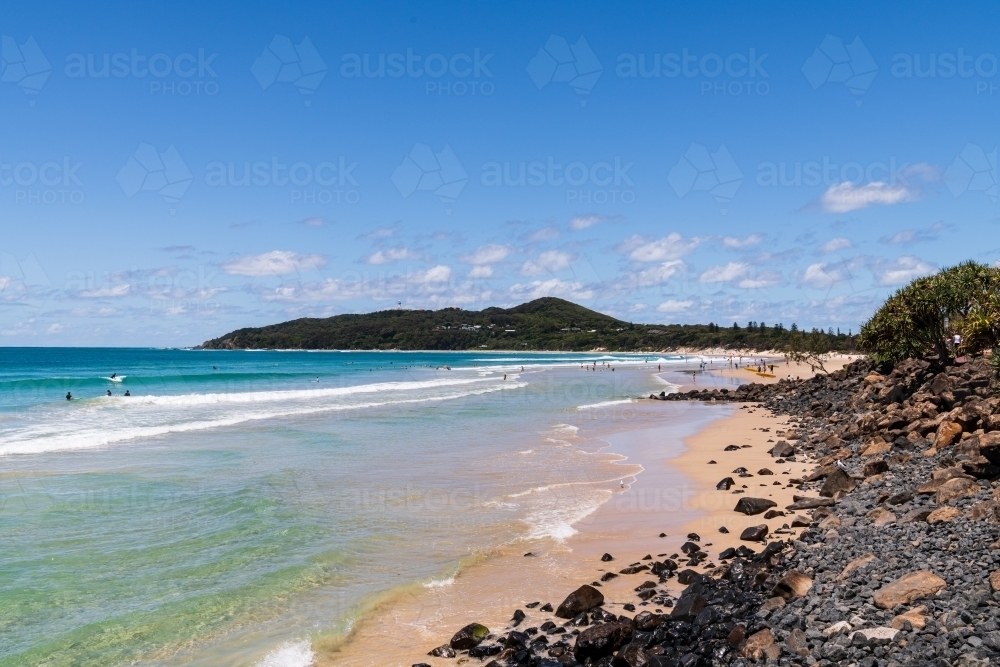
left=124, top=391, right=130, bottom=396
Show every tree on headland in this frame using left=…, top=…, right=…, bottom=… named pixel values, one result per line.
left=857, top=261, right=1000, bottom=364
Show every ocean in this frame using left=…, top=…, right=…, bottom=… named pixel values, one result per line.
left=0, top=348, right=714, bottom=666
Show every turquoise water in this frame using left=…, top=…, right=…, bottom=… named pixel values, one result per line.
left=0, top=348, right=696, bottom=666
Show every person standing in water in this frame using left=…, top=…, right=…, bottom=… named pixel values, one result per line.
left=107, top=390, right=112, bottom=396
left=124, top=391, right=131, bottom=396
left=66, top=392, right=72, bottom=400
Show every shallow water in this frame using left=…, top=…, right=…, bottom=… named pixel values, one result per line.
left=0, top=348, right=707, bottom=666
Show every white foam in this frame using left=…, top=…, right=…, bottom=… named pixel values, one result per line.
left=523, top=489, right=612, bottom=541
left=0, top=381, right=528, bottom=456
left=422, top=575, right=456, bottom=588
left=576, top=399, right=633, bottom=409
left=255, top=640, right=315, bottom=667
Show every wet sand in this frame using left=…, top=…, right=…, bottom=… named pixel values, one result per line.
left=323, top=366, right=833, bottom=666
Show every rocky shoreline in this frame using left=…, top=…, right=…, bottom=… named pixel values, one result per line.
left=407, top=355, right=1000, bottom=666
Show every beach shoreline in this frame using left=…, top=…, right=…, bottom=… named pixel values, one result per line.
left=320, top=365, right=831, bottom=666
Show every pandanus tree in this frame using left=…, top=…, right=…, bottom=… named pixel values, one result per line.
left=857, top=261, right=1000, bottom=364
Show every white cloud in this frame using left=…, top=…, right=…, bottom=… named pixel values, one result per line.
left=819, top=182, right=915, bottom=213
left=633, top=260, right=685, bottom=287
left=79, top=284, right=131, bottom=298
left=469, top=265, right=493, bottom=278
left=461, top=243, right=511, bottom=265
left=738, top=271, right=782, bottom=289
left=699, top=262, right=749, bottom=283
left=620, top=233, right=700, bottom=262
left=657, top=299, right=694, bottom=313
left=223, top=250, right=326, bottom=276
left=508, top=278, right=593, bottom=301
left=46, top=323, right=63, bottom=334
left=880, top=222, right=946, bottom=246
left=876, top=256, right=935, bottom=286
left=722, top=234, right=763, bottom=248
left=569, top=215, right=601, bottom=230
left=802, top=262, right=848, bottom=289
left=529, top=227, right=560, bottom=241
left=299, top=216, right=326, bottom=227
left=366, top=247, right=417, bottom=264
left=521, top=250, right=572, bottom=276
left=0, top=276, right=10, bottom=291
left=413, top=265, right=452, bottom=283
left=820, top=237, right=854, bottom=253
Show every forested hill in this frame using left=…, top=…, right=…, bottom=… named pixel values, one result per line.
left=198, top=297, right=856, bottom=352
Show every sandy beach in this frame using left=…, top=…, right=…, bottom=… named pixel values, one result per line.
left=324, top=360, right=834, bottom=666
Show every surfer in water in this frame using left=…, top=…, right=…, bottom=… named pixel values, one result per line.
left=66, top=392, right=72, bottom=400
left=111, top=373, right=117, bottom=379
left=124, top=391, right=131, bottom=396
left=107, top=390, right=112, bottom=396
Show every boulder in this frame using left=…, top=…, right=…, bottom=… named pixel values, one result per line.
left=933, top=420, right=963, bottom=449
left=980, top=432, right=1000, bottom=466
left=573, top=621, right=633, bottom=662
left=901, top=508, right=932, bottom=523
left=785, top=627, right=809, bottom=657
left=786, top=496, right=835, bottom=510
left=739, top=524, right=768, bottom=541
left=861, top=441, right=892, bottom=458
left=820, top=468, right=857, bottom=497
left=935, top=477, right=980, bottom=503
left=991, top=570, right=1000, bottom=592
left=865, top=508, right=896, bottom=527
left=873, top=571, right=946, bottom=609
left=863, top=460, right=889, bottom=477
left=769, top=441, right=795, bottom=457
left=428, top=645, right=456, bottom=658
left=837, top=553, right=876, bottom=581
left=771, top=571, right=812, bottom=600
left=889, top=605, right=927, bottom=631
left=926, top=506, right=962, bottom=524
left=850, top=627, right=899, bottom=642
left=670, top=593, right=707, bottom=621
left=614, top=642, right=649, bottom=667
left=450, top=623, right=490, bottom=650
left=740, top=628, right=776, bottom=660
left=733, top=497, right=777, bottom=515
left=555, top=584, right=604, bottom=619
left=716, top=477, right=735, bottom=490
left=969, top=500, right=1000, bottom=522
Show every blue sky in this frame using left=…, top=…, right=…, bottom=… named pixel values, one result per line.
left=1, top=0, right=997, bottom=346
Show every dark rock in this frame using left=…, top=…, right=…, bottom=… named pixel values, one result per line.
left=428, top=645, right=456, bottom=658
left=718, top=526, right=729, bottom=533
left=680, top=541, right=700, bottom=554
left=450, top=622, right=489, bottom=650
left=863, top=459, right=889, bottom=476
left=763, top=509, right=784, bottom=519
left=555, top=584, right=605, bottom=618
left=886, top=491, right=913, bottom=505
left=601, top=553, right=614, bottom=562
left=619, top=565, right=649, bottom=575
left=819, top=467, right=857, bottom=497
left=716, top=477, right=735, bottom=490
left=757, top=468, right=774, bottom=475
left=573, top=621, right=633, bottom=662
left=785, top=496, right=835, bottom=510
left=739, top=524, right=768, bottom=541
left=468, top=643, right=502, bottom=658
left=675, top=569, right=700, bottom=585
left=718, top=547, right=736, bottom=559
left=613, top=641, right=650, bottom=667
left=768, top=441, right=795, bottom=457
left=511, top=609, right=525, bottom=626
left=601, top=572, right=619, bottom=582
left=724, top=444, right=740, bottom=451
left=670, top=594, right=707, bottom=621
left=539, top=603, right=553, bottom=612
left=734, top=497, right=777, bottom=515
left=525, top=601, right=540, bottom=608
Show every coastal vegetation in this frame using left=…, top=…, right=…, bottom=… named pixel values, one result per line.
left=858, top=262, right=1000, bottom=364
left=200, top=297, right=856, bottom=353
